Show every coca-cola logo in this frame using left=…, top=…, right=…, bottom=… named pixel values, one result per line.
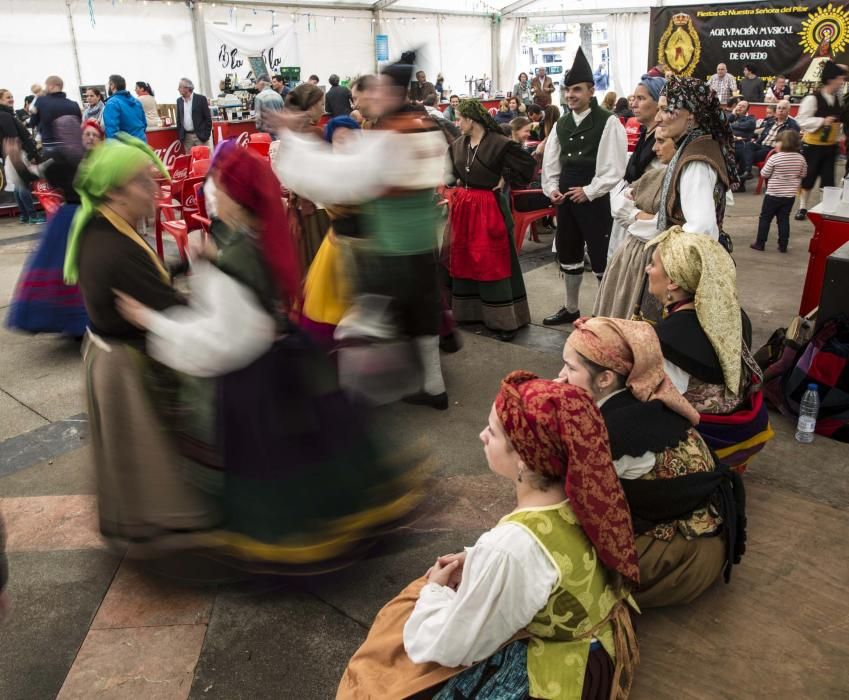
left=34, top=180, right=53, bottom=193
left=172, top=167, right=189, bottom=181
left=186, top=194, right=196, bottom=208
left=236, top=132, right=250, bottom=147
left=153, top=140, right=184, bottom=169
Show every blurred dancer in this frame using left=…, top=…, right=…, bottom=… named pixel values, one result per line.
left=7, top=117, right=103, bottom=336
left=275, top=51, right=449, bottom=410
left=114, top=142, right=423, bottom=569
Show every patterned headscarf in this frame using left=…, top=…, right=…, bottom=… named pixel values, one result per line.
left=660, top=76, right=740, bottom=193
left=567, top=317, right=699, bottom=425
left=64, top=134, right=169, bottom=284
left=211, top=144, right=301, bottom=308
left=457, top=99, right=501, bottom=133
left=495, top=371, right=640, bottom=585
left=648, top=226, right=742, bottom=393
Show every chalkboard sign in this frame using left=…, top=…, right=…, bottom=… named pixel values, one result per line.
left=247, top=55, right=270, bottom=81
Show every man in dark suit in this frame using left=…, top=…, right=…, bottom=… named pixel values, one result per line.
left=176, top=77, right=212, bottom=154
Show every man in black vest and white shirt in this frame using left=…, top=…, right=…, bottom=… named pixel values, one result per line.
left=541, top=47, right=626, bottom=325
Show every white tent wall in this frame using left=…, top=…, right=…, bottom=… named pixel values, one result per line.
left=202, top=4, right=375, bottom=85
left=607, top=12, right=651, bottom=98
left=0, top=0, right=79, bottom=110
left=70, top=1, right=197, bottom=104
left=383, top=13, right=492, bottom=98
left=499, top=17, right=527, bottom=95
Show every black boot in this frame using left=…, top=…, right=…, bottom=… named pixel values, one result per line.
left=794, top=208, right=808, bottom=221
left=542, top=307, right=580, bottom=326
left=402, top=392, right=449, bottom=410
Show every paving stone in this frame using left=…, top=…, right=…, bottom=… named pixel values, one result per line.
left=3, top=494, right=103, bottom=552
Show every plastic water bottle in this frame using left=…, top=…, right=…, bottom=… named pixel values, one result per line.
left=795, top=383, right=820, bottom=444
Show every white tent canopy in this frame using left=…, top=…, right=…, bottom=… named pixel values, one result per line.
left=0, top=0, right=735, bottom=113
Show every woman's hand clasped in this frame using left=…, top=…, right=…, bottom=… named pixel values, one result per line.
left=426, top=551, right=466, bottom=589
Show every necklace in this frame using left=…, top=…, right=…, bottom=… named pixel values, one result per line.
left=465, top=137, right=483, bottom=173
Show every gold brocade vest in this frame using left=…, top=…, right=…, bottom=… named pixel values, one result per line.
left=501, top=502, right=634, bottom=700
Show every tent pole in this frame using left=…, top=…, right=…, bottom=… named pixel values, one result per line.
left=190, top=1, right=213, bottom=97
left=491, top=15, right=500, bottom=94
left=65, top=0, right=83, bottom=88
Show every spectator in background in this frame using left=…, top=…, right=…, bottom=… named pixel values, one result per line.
left=422, top=93, right=446, bottom=121
left=526, top=103, right=544, bottom=137
left=325, top=74, right=353, bottom=118
left=537, top=104, right=560, bottom=143
left=351, top=74, right=378, bottom=128
left=495, top=96, right=525, bottom=124
left=16, top=95, right=35, bottom=125
left=531, top=66, right=555, bottom=107
left=134, top=82, right=159, bottom=127
left=435, top=73, right=445, bottom=101
left=176, top=77, right=212, bottom=153
left=254, top=74, right=285, bottom=135
left=729, top=99, right=756, bottom=185
left=102, top=74, right=146, bottom=140
left=740, top=64, right=765, bottom=103
left=29, top=75, right=81, bottom=149
left=28, top=83, right=43, bottom=116
left=307, top=75, right=320, bottom=85
left=444, top=94, right=460, bottom=122
left=510, top=116, right=533, bottom=146
left=0, top=89, right=43, bottom=224
left=272, top=75, right=289, bottom=97
left=614, top=97, right=634, bottom=119
left=765, top=75, right=791, bottom=102
left=746, top=99, right=799, bottom=175
left=513, top=72, right=533, bottom=106
left=410, top=70, right=436, bottom=104
left=82, top=87, right=105, bottom=122
left=708, top=63, right=738, bottom=106
left=601, top=91, right=617, bottom=111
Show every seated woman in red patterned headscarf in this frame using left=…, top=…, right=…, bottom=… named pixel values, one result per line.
left=338, top=372, right=639, bottom=700
left=558, top=317, right=746, bottom=608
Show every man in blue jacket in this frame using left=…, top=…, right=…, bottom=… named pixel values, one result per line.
left=728, top=100, right=757, bottom=186
left=746, top=99, right=800, bottom=174
left=103, top=74, right=147, bottom=141
left=29, top=75, right=81, bottom=150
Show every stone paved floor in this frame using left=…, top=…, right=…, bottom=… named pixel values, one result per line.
left=1, top=186, right=848, bottom=699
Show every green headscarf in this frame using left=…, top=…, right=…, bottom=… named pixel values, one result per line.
left=457, top=99, right=501, bottom=133
left=64, top=133, right=169, bottom=284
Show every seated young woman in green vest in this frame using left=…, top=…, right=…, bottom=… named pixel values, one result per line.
left=338, top=372, right=640, bottom=700
left=558, top=317, right=746, bottom=608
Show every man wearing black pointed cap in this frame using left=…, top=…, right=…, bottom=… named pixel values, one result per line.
left=794, top=60, right=847, bottom=220
left=540, top=47, right=627, bottom=326
left=275, top=50, right=450, bottom=409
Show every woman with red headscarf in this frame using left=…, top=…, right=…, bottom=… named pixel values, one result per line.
left=116, top=141, right=422, bottom=570
left=558, top=317, right=746, bottom=608
left=339, top=372, right=639, bottom=700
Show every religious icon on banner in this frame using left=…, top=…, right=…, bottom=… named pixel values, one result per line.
left=657, top=13, right=701, bottom=77
left=798, top=4, right=849, bottom=57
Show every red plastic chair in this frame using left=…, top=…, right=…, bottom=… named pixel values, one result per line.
left=510, top=189, right=556, bottom=252
left=249, top=132, right=272, bottom=144
left=188, top=182, right=212, bottom=239
left=191, top=158, right=210, bottom=177
left=155, top=176, right=205, bottom=260
left=31, top=181, right=64, bottom=219
left=755, top=148, right=777, bottom=195
left=190, top=145, right=210, bottom=161
left=158, top=154, right=192, bottom=199
left=247, top=141, right=270, bottom=158
left=624, top=117, right=641, bottom=153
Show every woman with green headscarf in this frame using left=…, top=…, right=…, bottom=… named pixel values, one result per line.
left=66, top=135, right=221, bottom=542
left=444, top=99, right=535, bottom=342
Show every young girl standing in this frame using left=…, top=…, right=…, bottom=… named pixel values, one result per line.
left=751, top=130, right=807, bottom=253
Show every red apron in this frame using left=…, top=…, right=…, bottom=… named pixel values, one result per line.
left=448, top=188, right=511, bottom=282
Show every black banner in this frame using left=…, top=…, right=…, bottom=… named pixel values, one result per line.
left=649, top=2, right=849, bottom=81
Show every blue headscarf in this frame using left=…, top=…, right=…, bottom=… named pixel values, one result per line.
left=324, top=116, right=360, bottom=143
left=639, top=74, right=666, bottom=102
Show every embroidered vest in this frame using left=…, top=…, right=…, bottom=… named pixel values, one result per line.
left=501, top=502, right=632, bottom=700
left=666, top=135, right=730, bottom=230
left=556, top=98, right=612, bottom=177
left=802, top=92, right=842, bottom=146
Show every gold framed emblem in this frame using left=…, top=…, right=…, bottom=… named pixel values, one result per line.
left=657, top=12, right=702, bottom=76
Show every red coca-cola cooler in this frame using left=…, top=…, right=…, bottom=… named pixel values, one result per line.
left=146, top=127, right=184, bottom=169
left=801, top=202, right=849, bottom=315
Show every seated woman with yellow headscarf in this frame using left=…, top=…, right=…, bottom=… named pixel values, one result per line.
left=558, top=317, right=746, bottom=608
left=338, top=372, right=639, bottom=700
left=645, top=226, right=773, bottom=470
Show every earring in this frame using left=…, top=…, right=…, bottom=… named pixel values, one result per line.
left=666, top=291, right=673, bottom=302
left=517, top=465, right=525, bottom=483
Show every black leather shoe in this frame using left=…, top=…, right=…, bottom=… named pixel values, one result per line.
left=439, top=332, right=463, bottom=353
left=543, top=307, right=580, bottom=326
left=778, top=244, right=788, bottom=253
left=494, top=329, right=516, bottom=342
left=794, top=209, right=808, bottom=221
left=402, top=392, right=449, bottom=410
